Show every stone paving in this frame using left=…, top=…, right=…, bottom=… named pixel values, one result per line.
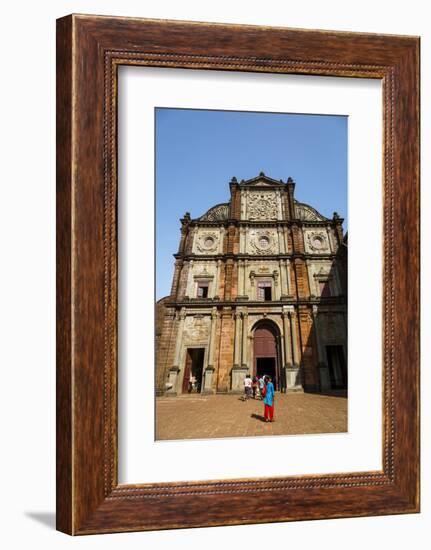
left=156, top=392, right=347, bottom=440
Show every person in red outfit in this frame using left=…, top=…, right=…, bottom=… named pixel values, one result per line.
left=263, top=376, right=275, bottom=422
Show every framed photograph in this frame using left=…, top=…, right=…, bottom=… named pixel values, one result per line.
left=56, top=14, right=420, bottom=534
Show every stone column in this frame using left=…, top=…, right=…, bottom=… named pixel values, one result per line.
left=277, top=190, right=283, bottom=219
left=306, top=259, right=315, bottom=297
left=203, top=307, right=218, bottom=393
left=285, top=259, right=291, bottom=296
left=274, top=270, right=281, bottom=300
left=283, top=226, right=289, bottom=253
left=185, top=260, right=194, bottom=298
left=312, top=306, right=331, bottom=391
left=282, top=310, right=293, bottom=366
left=207, top=308, right=218, bottom=369
left=326, top=225, right=334, bottom=253
left=238, top=260, right=244, bottom=297
left=240, top=226, right=246, bottom=253
left=231, top=310, right=248, bottom=392
left=243, top=260, right=248, bottom=298
left=167, top=308, right=187, bottom=395
left=233, top=310, right=242, bottom=367
left=277, top=226, right=285, bottom=253
left=280, top=259, right=288, bottom=299
left=241, top=311, right=248, bottom=369
left=282, top=309, right=302, bottom=392
left=214, top=259, right=222, bottom=299
left=290, top=309, right=300, bottom=367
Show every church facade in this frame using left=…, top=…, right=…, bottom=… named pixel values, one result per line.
left=156, top=173, right=347, bottom=395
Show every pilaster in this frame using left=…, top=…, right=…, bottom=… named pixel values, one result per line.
left=167, top=307, right=187, bottom=395
left=241, top=310, right=249, bottom=369
left=312, top=305, right=331, bottom=391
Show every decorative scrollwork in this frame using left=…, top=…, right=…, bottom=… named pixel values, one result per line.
left=247, top=192, right=278, bottom=220
left=295, top=201, right=327, bottom=221
left=200, top=203, right=229, bottom=221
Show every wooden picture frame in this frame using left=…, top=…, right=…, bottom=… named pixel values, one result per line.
left=56, top=14, right=420, bottom=535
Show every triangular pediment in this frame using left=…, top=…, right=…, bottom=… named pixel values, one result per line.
left=240, top=172, right=286, bottom=187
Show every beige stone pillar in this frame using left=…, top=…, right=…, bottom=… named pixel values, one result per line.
left=214, top=259, right=221, bottom=298
left=277, top=190, right=283, bottom=219
left=233, top=310, right=242, bottom=367
left=326, top=225, right=334, bottom=253
left=306, top=259, right=315, bottom=297
left=172, top=308, right=186, bottom=368
left=202, top=308, right=218, bottom=393
left=290, top=309, right=300, bottom=367
left=207, top=307, right=218, bottom=368
left=241, top=311, right=248, bottom=369
left=280, top=259, right=288, bottom=297
left=240, top=226, right=246, bottom=253
left=238, top=260, right=244, bottom=296
left=243, top=260, right=248, bottom=298
left=283, top=309, right=303, bottom=392
left=277, top=226, right=285, bottom=253
left=185, top=260, right=194, bottom=298
left=282, top=310, right=293, bottom=366
left=167, top=308, right=187, bottom=394
left=274, top=270, right=281, bottom=300
left=285, top=259, right=291, bottom=295
left=283, top=226, right=289, bottom=253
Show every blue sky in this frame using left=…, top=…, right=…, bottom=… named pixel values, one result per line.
left=155, top=108, right=347, bottom=299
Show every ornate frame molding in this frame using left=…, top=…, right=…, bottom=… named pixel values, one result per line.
left=57, top=14, right=419, bottom=534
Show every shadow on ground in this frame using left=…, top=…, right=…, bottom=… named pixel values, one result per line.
left=306, top=389, right=348, bottom=398
left=25, top=512, right=56, bottom=530
left=251, top=413, right=266, bottom=422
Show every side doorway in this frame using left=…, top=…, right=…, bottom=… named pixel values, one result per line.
left=326, top=345, right=347, bottom=389
left=182, top=348, right=205, bottom=393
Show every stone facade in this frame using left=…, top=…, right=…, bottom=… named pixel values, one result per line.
left=156, top=173, right=347, bottom=395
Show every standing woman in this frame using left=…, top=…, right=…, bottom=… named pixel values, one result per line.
left=263, top=376, right=275, bottom=422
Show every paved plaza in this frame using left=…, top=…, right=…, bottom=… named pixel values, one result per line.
left=156, top=392, right=347, bottom=440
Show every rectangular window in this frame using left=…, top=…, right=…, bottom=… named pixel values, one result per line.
left=197, top=283, right=209, bottom=298
left=257, top=281, right=272, bottom=301
left=319, top=281, right=331, bottom=297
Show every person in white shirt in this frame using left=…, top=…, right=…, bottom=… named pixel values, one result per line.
left=244, top=375, right=252, bottom=400
left=258, top=376, right=266, bottom=400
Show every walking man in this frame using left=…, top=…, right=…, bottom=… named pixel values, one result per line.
left=244, top=374, right=252, bottom=400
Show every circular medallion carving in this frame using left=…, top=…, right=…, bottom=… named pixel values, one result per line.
left=196, top=232, right=219, bottom=253
left=249, top=230, right=277, bottom=255
left=306, top=231, right=329, bottom=252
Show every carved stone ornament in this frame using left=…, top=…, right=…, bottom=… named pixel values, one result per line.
left=306, top=231, right=329, bottom=252
left=196, top=231, right=219, bottom=253
left=247, top=192, right=278, bottom=220
left=200, top=203, right=229, bottom=221
left=248, top=229, right=277, bottom=255
left=295, top=201, right=327, bottom=221
left=313, top=266, right=332, bottom=281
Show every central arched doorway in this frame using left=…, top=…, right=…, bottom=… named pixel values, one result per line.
left=253, top=321, right=281, bottom=391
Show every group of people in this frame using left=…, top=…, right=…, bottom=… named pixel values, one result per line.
left=243, top=374, right=275, bottom=422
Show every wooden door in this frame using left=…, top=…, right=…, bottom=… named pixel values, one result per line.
left=254, top=326, right=277, bottom=357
